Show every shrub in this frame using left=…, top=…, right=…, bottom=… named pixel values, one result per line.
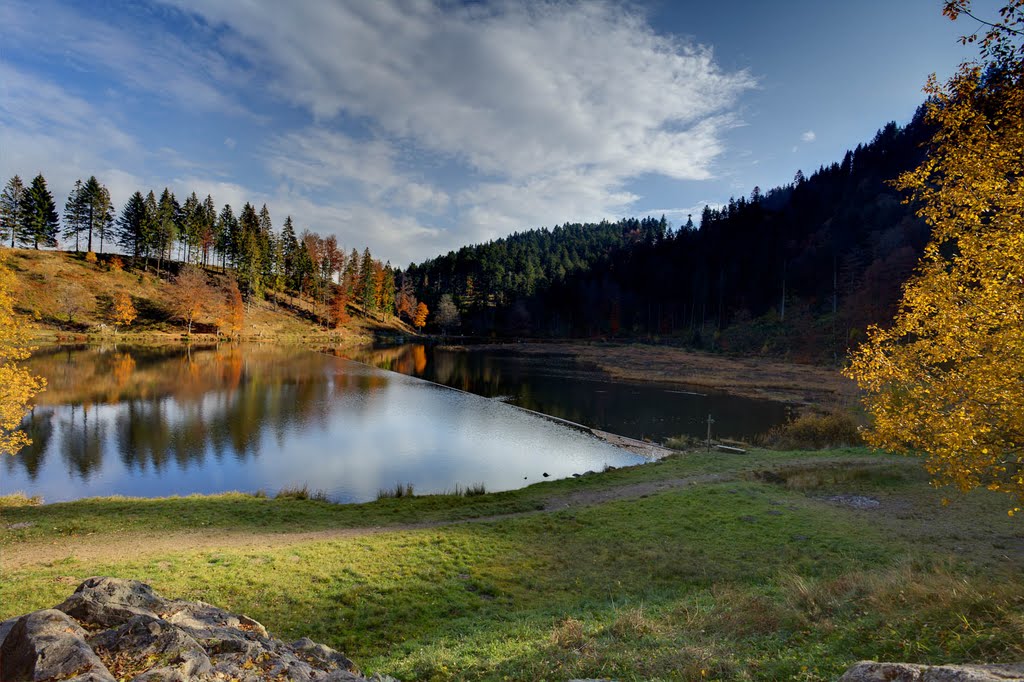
left=84, top=251, right=98, bottom=264
left=108, top=256, right=124, bottom=272
left=758, top=410, right=863, bottom=450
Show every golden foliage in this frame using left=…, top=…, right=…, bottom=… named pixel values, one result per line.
left=844, top=57, right=1024, bottom=514
left=112, top=291, right=137, bottom=329
left=413, top=301, right=429, bottom=330
left=172, top=265, right=214, bottom=336
left=0, top=253, right=45, bottom=455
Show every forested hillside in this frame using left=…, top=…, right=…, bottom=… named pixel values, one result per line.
left=408, top=108, right=935, bottom=362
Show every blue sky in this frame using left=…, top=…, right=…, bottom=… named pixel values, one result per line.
left=0, top=0, right=997, bottom=265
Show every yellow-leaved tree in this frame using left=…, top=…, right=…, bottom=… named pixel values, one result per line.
left=845, top=1, right=1024, bottom=514
left=0, top=253, right=45, bottom=455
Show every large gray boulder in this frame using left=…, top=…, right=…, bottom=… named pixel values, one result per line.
left=839, top=660, right=1024, bottom=681
left=0, top=577, right=394, bottom=682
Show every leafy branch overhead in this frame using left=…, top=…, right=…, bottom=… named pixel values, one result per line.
left=846, top=1, right=1024, bottom=514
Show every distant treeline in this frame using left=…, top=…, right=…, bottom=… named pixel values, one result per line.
left=406, top=108, right=934, bottom=361
left=0, top=175, right=405, bottom=328
left=2, top=106, right=933, bottom=347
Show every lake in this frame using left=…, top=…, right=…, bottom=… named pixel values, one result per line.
left=347, top=344, right=790, bottom=442
left=3, top=345, right=644, bottom=503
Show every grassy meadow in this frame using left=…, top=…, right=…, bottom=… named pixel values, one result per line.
left=2, top=448, right=1022, bottom=681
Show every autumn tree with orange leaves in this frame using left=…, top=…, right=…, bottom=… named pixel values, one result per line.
left=845, top=1, right=1024, bottom=514
left=222, top=278, right=245, bottom=338
left=111, top=291, right=137, bottom=332
left=412, top=302, right=429, bottom=330
left=331, top=287, right=350, bottom=329
left=172, top=265, right=214, bottom=336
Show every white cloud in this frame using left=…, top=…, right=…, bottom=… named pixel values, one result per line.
left=1, top=0, right=249, bottom=117
left=163, top=0, right=755, bottom=255
left=0, top=62, right=145, bottom=210
left=801, top=130, right=816, bottom=143
left=3, top=1, right=756, bottom=263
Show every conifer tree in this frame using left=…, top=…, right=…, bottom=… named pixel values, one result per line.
left=117, top=192, right=148, bottom=261
left=22, top=174, right=59, bottom=249
left=360, top=248, right=376, bottom=311
left=155, top=189, right=179, bottom=274
left=82, top=176, right=112, bottom=254
left=63, top=180, right=87, bottom=252
left=0, top=176, right=26, bottom=248
left=280, top=216, right=298, bottom=286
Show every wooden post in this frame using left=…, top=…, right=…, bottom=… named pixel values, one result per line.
left=706, top=414, right=714, bottom=452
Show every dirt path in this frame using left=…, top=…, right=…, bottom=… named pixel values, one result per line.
left=1, top=473, right=729, bottom=572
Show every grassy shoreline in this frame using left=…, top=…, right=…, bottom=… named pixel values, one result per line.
left=3, top=447, right=1022, bottom=681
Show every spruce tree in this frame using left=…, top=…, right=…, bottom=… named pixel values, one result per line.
left=280, top=216, right=298, bottom=287
left=63, top=180, right=87, bottom=252
left=117, top=192, right=148, bottom=260
left=360, top=248, right=376, bottom=311
left=1, top=176, right=26, bottom=248
left=22, top=174, right=59, bottom=249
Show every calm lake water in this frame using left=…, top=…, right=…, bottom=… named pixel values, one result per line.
left=4, top=345, right=643, bottom=503
left=349, top=344, right=790, bottom=442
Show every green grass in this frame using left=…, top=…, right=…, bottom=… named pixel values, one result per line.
left=2, top=448, right=1023, bottom=681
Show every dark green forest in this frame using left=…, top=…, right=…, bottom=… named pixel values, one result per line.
left=405, top=108, right=934, bottom=362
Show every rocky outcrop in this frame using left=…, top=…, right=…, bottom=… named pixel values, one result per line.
left=0, top=577, right=393, bottom=682
left=840, top=660, right=1024, bottom=681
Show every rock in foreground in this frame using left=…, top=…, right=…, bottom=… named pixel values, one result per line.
left=0, top=577, right=393, bottom=681
left=840, top=660, right=1024, bottom=681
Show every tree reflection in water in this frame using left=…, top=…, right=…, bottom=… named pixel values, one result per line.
left=8, top=345, right=368, bottom=478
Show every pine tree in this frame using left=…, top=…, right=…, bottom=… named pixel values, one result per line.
left=142, top=191, right=158, bottom=268
left=81, top=176, right=112, bottom=254
left=182, top=192, right=201, bottom=263
left=117, top=192, right=148, bottom=261
left=360, top=248, right=376, bottom=311
left=280, top=216, right=298, bottom=287
left=216, top=204, right=236, bottom=271
left=22, top=174, right=59, bottom=249
left=155, top=189, right=179, bottom=275
left=0, top=176, right=26, bottom=248
left=63, top=180, right=87, bottom=253
left=201, top=195, right=217, bottom=267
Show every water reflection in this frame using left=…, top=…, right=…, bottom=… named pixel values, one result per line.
left=347, top=344, right=790, bottom=441
left=4, top=345, right=640, bottom=502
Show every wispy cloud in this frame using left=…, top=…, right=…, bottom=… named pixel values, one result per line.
left=164, top=0, right=755, bottom=255
left=801, top=130, right=816, bottom=143
left=2, top=0, right=756, bottom=263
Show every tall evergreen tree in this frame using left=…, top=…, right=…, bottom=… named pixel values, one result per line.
left=117, top=192, right=148, bottom=260
left=280, top=216, right=298, bottom=287
left=181, top=192, right=200, bottom=263
left=155, top=188, right=179, bottom=274
left=22, top=174, right=59, bottom=250
left=201, top=195, right=217, bottom=266
left=141, top=191, right=159, bottom=268
left=63, top=180, right=88, bottom=252
left=92, top=183, right=114, bottom=254
left=0, top=176, right=26, bottom=248
left=360, top=248, right=376, bottom=311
